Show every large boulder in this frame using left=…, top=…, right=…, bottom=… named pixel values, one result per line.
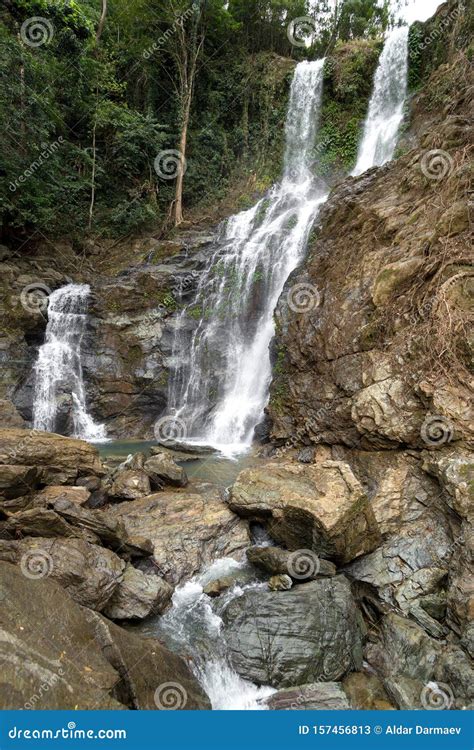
left=103, top=563, right=172, bottom=620
left=230, top=461, right=380, bottom=564
left=223, top=576, right=363, bottom=688
left=0, top=537, right=125, bottom=611
left=0, top=429, right=104, bottom=485
left=103, top=492, right=249, bottom=585
left=144, top=452, right=188, bottom=488
left=0, top=561, right=209, bottom=709
left=265, top=682, right=350, bottom=710
left=109, top=469, right=151, bottom=501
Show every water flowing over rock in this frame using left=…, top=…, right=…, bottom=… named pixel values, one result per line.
left=165, top=60, right=328, bottom=453
left=146, top=558, right=277, bottom=709
left=32, top=284, right=106, bottom=440
left=352, top=27, right=409, bottom=175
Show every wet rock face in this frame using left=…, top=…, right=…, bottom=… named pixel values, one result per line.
left=223, top=576, right=363, bottom=688
left=267, top=46, right=473, bottom=453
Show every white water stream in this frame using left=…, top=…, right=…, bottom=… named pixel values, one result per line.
left=32, top=284, right=106, bottom=440
left=167, top=59, right=328, bottom=455
left=150, top=558, right=275, bottom=710
left=352, top=26, right=409, bottom=175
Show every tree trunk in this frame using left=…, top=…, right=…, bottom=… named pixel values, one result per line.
left=88, top=93, right=98, bottom=230
left=96, top=0, right=107, bottom=43
left=173, top=92, right=191, bottom=226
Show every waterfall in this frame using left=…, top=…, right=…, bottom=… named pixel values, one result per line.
left=167, top=60, right=328, bottom=454
left=352, top=26, right=409, bottom=175
left=150, top=558, right=276, bottom=710
left=32, top=284, right=106, bottom=441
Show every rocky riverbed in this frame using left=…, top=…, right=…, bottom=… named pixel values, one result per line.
left=0, top=427, right=472, bottom=710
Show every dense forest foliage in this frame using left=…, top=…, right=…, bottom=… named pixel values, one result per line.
left=1, top=0, right=398, bottom=243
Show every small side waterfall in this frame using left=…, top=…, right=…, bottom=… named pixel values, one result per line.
left=167, top=60, right=328, bottom=454
left=149, top=558, right=276, bottom=710
left=32, top=284, right=106, bottom=441
left=352, top=26, right=409, bottom=175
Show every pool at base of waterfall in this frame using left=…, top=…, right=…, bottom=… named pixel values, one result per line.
left=94, top=439, right=261, bottom=487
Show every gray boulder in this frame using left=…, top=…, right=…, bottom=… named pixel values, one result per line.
left=103, top=563, right=172, bottom=620
left=230, top=460, right=380, bottom=563
left=265, top=682, right=350, bottom=710
left=223, top=576, right=363, bottom=688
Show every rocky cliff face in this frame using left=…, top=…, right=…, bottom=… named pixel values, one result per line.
left=255, top=0, right=473, bottom=711
left=268, top=2, right=473, bottom=452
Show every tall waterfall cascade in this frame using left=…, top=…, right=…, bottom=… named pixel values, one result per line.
left=32, top=284, right=106, bottom=441
left=167, top=59, right=328, bottom=454
left=352, top=26, right=409, bottom=175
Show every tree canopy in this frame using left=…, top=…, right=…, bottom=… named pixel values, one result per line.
left=0, top=0, right=394, bottom=243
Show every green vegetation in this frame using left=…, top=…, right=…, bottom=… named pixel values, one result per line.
left=315, top=39, right=382, bottom=177
left=1, top=0, right=394, bottom=246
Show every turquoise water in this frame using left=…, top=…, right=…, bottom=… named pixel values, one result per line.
left=93, top=440, right=258, bottom=487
